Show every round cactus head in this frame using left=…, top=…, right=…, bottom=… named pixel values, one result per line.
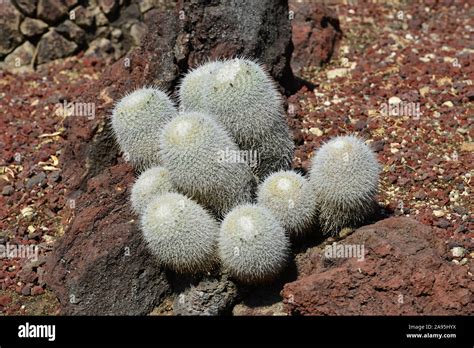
left=257, top=170, right=316, bottom=236
left=309, top=135, right=380, bottom=235
left=218, top=204, right=289, bottom=283
left=160, top=112, right=211, bottom=147
left=208, top=58, right=286, bottom=136
left=141, top=192, right=219, bottom=274
left=130, top=166, right=174, bottom=213
left=178, top=61, right=223, bottom=112
left=159, top=112, right=255, bottom=216
left=111, top=86, right=178, bottom=170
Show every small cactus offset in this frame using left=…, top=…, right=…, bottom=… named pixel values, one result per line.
left=130, top=166, right=174, bottom=213
left=141, top=192, right=219, bottom=273
left=179, top=58, right=294, bottom=180
left=111, top=87, right=178, bottom=170
left=257, top=170, right=316, bottom=236
left=308, top=135, right=380, bottom=235
left=159, top=112, right=255, bottom=216
left=218, top=204, right=289, bottom=283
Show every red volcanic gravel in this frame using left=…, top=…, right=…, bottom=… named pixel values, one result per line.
left=288, top=0, right=473, bottom=238
left=0, top=56, right=105, bottom=314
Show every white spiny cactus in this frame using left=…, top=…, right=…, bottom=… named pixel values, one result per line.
left=111, top=87, right=178, bottom=170
left=218, top=204, right=289, bottom=282
left=141, top=192, right=219, bottom=273
left=308, top=135, right=380, bottom=235
left=159, top=112, right=255, bottom=216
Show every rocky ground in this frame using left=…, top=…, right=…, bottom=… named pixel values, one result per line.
left=0, top=1, right=472, bottom=315
left=0, top=56, right=104, bottom=314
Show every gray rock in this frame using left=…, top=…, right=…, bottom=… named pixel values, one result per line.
left=26, top=172, right=47, bottom=189
left=20, top=18, right=49, bottom=37
left=453, top=205, right=467, bottom=215
left=95, top=11, right=109, bottom=26
left=85, top=37, right=113, bottom=57
left=130, top=22, right=147, bottom=46
left=1, top=185, right=14, bottom=196
left=2, top=41, right=35, bottom=72
left=137, top=0, right=155, bottom=13
left=70, top=5, right=94, bottom=28
left=37, top=0, right=68, bottom=24
left=56, top=20, right=86, bottom=45
left=111, top=42, right=124, bottom=60
left=47, top=171, right=61, bottom=184
left=110, top=28, right=122, bottom=43
left=98, top=0, right=118, bottom=16
left=173, top=274, right=238, bottom=316
left=95, top=26, right=111, bottom=39
left=113, top=3, right=141, bottom=29
left=36, top=30, right=78, bottom=65
left=11, top=0, right=38, bottom=16
left=233, top=302, right=287, bottom=316
left=0, top=4, right=24, bottom=58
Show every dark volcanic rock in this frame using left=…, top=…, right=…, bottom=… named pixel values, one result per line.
left=172, top=273, right=238, bottom=316
left=99, top=0, right=119, bottom=16
left=175, top=0, right=297, bottom=93
left=45, top=164, right=171, bottom=315
left=20, top=18, right=49, bottom=37
left=11, top=0, right=38, bottom=16
left=26, top=172, right=47, bottom=189
left=282, top=217, right=473, bottom=315
left=37, top=0, right=68, bottom=24
left=106, top=0, right=298, bottom=94
left=290, top=0, right=342, bottom=74
left=56, top=20, right=86, bottom=45
left=36, top=30, right=78, bottom=65
left=0, top=4, right=24, bottom=58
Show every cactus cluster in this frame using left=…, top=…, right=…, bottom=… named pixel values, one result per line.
left=111, top=58, right=381, bottom=283
left=179, top=58, right=294, bottom=180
